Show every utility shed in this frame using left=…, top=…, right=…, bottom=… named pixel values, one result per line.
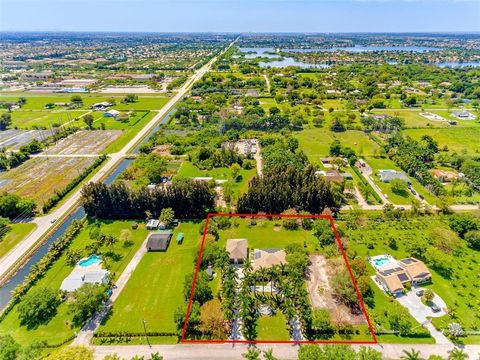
left=146, top=230, right=172, bottom=251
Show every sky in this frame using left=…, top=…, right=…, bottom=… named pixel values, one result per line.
left=0, top=0, right=479, bottom=33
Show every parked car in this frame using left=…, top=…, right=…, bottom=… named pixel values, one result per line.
left=419, top=194, right=425, bottom=200
left=411, top=189, right=417, bottom=195
left=431, top=303, right=441, bottom=313
left=416, top=290, right=424, bottom=297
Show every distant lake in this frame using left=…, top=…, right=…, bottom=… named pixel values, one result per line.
left=239, top=47, right=330, bottom=68
left=259, top=58, right=330, bottom=69
left=239, top=47, right=279, bottom=59
left=436, top=61, right=480, bottom=68
left=285, top=45, right=440, bottom=53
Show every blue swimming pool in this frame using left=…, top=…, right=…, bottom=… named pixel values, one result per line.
left=373, top=257, right=392, bottom=267
left=78, top=255, right=102, bottom=267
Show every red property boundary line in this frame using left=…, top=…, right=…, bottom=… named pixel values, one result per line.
left=181, top=213, right=378, bottom=345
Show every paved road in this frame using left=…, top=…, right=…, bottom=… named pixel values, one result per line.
left=92, top=343, right=480, bottom=360
left=0, top=40, right=236, bottom=281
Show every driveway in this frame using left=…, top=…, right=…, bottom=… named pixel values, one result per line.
left=396, top=289, right=451, bottom=344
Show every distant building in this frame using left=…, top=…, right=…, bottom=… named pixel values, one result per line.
left=104, top=109, right=120, bottom=118
left=315, top=169, right=344, bottom=183
left=146, top=230, right=172, bottom=251
left=429, top=169, right=458, bottom=183
left=92, top=101, right=112, bottom=110
left=378, top=170, right=411, bottom=183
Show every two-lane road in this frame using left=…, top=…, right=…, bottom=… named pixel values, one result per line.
left=0, top=40, right=236, bottom=282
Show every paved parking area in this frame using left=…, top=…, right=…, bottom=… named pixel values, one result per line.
left=396, top=288, right=450, bottom=344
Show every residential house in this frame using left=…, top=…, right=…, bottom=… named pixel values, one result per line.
left=252, top=248, right=286, bottom=271
left=226, top=239, right=248, bottom=264
left=378, top=170, right=411, bottom=184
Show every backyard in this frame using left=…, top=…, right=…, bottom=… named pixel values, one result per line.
left=0, top=219, right=149, bottom=346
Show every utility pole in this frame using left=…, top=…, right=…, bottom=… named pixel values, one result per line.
left=142, top=318, right=151, bottom=348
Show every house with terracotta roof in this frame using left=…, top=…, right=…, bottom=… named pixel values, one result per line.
left=398, top=257, right=432, bottom=285
left=226, top=239, right=248, bottom=264
left=252, top=248, right=286, bottom=270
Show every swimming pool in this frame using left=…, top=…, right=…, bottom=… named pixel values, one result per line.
left=373, top=256, right=392, bottom=268
left=78, top=255, right=102, bottom=267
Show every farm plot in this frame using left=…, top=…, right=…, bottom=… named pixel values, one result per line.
left=0, top=156, right=96, bottom=204
left=44, top=130, right=122, bottom=154
left=0, top=128, right=56, bottom=150
left=404, top=128, right=480, bottom=154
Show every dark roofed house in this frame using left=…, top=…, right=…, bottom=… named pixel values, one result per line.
left=146, top=230, right=172, bottom=252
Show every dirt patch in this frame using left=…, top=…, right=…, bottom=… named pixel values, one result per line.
left=153, top=144, right=171, bottom=156
left=306, top=254, right=366, bottom=325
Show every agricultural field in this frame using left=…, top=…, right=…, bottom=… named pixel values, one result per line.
left=0, top=156, right=97, bottom=205
left=0, top=220, right=149, bottom=346
left=44, top=130, right=122, bottom=154
left=96, top=220, right=202, bottom=342
left=0, top=128, right=56, bottom=150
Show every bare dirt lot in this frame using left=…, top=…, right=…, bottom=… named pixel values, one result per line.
left=0, top=156, right=96, bottom=204
left=306, top=254, right=367, bottom=325
left=45, top=130, right=122, bottom=154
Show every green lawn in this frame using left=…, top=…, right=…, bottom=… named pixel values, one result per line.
left=404, top=127, right=480, bottom=155
left=295, top=128, right=380, bottom=164
left=97, top=221, right=202, bottom=337
left=176, top=161, right=256, bottom=199
left=0, top=219, right=149, bottom=346
left=256, top=313, right=290, bottom=341
left=215, top=217, right=321, bottom=252
left=0, top=222, right=37, bottom=259
left=103, top=111, right=156, bottom=154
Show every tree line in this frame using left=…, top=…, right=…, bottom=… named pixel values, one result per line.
left=81, top=179, right=215, bottom=219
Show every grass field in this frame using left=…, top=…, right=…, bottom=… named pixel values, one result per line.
left=215, top=217, right=321, bottom=252
left=0, top=220, right=149, bottom=346
left=0, top=94, right=170, bottom=111
left=97, top=220, right=202, bottom=337
left=404, top=127, right=480, bottom=154
left=0, top=110, right=88, bottom=129
left=176, top=161, right=256, bottom=199
left=103, top=111, right=156, bottom=153
left=295, top=128, right=380, bottom=164
left=0, top=222, right=37, bottom=259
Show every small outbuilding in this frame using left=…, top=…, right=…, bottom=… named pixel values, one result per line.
left=146, top=230, right=172, bottom=252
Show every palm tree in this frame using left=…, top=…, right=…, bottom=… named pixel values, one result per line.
left=263, top=349, right=278, bottom=360
left=401, top=349, right=423, bottom=360
left=448, top=348, right=468, bottom=360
